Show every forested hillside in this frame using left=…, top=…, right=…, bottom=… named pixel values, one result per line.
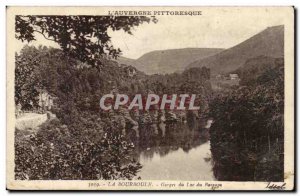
left=209, top=57, right=284, bottom=181
left=15, top=45, right=213, bottom=180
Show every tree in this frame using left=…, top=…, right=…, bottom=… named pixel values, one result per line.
left=15, top=15, right=157, bottom=66
left=15, top=45, right=70, bottom=109
left=15, top=46, right=42, bottom=110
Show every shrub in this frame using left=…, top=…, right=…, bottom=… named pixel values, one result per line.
left=15, top=118, right=141, bottom=180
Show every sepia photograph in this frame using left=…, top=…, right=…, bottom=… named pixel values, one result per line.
left=6, top=6, right=294, bottom=191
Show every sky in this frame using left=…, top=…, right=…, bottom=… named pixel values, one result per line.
left=15, top=7, right=287, bottom=59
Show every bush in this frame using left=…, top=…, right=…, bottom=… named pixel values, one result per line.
left=15, top=118, right=141, bottom=180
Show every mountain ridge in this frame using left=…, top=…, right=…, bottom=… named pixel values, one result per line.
left=186, top=25, right=284, bottom=75
left=117, top=48, right=224, bottom=75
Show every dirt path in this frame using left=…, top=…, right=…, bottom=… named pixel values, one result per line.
left=16, top=112, right=53, bottom=131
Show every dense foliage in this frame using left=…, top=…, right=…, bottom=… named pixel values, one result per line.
left=209, top=57, right=284, bottom=181
left=15, top=42, right=285, bottom=181
left=15, top=45, right=213, bottom=180
left=15, top=117, right=141, bottom=180
left=15, top=46, right=212, bottom=118
left=14, top=14, right=158, bottom=180
left=15, top=47, right=41, bottom=110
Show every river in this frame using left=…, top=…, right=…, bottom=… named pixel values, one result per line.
left=130, top=119, right=215, bottom=180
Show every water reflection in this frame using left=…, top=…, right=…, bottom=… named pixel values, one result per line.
left=127, top=118, right=214, bottom=180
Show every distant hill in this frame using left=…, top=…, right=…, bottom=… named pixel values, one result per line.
left=117, top=48, right=224, bottom=75
left=117, top=56, right=135, bottom=66
left=187, top=25, right=284, bottom=75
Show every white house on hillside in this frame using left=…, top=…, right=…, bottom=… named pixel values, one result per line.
left=229, top=74, right=239, bottom=80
